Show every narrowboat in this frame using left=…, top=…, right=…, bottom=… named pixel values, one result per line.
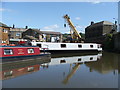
left=0, top=46, right=51, bottom=62
left=31, top=41, right=102, bottom=53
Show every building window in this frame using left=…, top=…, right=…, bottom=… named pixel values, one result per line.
left=78, top=45, right=82, bottom=48
left=90, top=45, right=93, bottom=48
left=2, top=29, right=8, bottom=33
left=16, top=33, right=21, bottom=36
left=2, top=41, right=6, bottom=43
left=61, top=44, right=66, bottom=48
left=4, top=49, right=13, bottom=55
left=28, top=48, right=34, bottom=53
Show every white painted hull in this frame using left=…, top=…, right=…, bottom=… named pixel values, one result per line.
left=31, top=42, right=102, bottom=52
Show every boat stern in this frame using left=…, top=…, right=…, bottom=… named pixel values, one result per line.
left=97, top=44, right=102, bottom=52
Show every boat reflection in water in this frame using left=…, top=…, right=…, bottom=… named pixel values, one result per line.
left=43, top=53, right=102, bottom=66
left=0, top=56, right=51, bottom=80
left=2, top=52, right=119, bottom=88
left=41, top=53, right=102, bottom=84
left=1, top=53, right=102, bottom=81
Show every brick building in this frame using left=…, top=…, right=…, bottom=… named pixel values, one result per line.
left=22, top=28, right=62, bottom=42
left=22, top=29, right=42, bottom=41
left=85, top=21, right=116, bottom=44
left=9, top=25, right=28, bottom=39
left=40, top=31, right=62, bottom=42
left=0, top=22, right=10, bottom=44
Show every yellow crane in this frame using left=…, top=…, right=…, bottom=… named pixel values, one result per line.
left=63, top=14, right=82, bottom=42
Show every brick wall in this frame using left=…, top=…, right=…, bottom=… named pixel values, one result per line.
left=0, top=27, right=10, bottom=44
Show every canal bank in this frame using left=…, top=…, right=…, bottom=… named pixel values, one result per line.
left=103, top=32, right=120, bottom=53
left=114, top=32, right=120, bottom=53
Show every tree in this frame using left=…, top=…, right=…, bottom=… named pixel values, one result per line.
left=103, top=34, right=114, bottom=50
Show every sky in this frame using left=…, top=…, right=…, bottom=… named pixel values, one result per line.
left=0, top=2, right=118, bottom=33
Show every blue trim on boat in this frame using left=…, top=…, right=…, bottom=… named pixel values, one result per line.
left=0, top=53, right=51, bottom=59
left=0, top=45, right=39, bottom=47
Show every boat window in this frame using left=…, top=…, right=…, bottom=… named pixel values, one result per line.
left=78, top=58, right=82, bottom=61
left=97, top=45, right=100, bottom=48
left=4, top=71, right=13, bottom=77
left=2, top=29, right=8, bottom=33
left=61, top=44, right=66, bottom=48
left=28, top=67, right=34, bottom=72
left=4, top=49, right=13, bottom=55
left=78, top=45, right=82, bottom=48
left=98, top=44, right=102, bottom=48
left=90, top=57, right=93, bottom=60
left=60, top=60, right=66, bottom=63
left=37, top=44, right=41, bottom=48
left=28, top=48, right=34, bottom=53
left=90, top=45, right=93, bottom=48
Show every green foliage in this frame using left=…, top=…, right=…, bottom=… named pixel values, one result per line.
left=79, top=33, right=85, bottom=39
left=62, top=33, right=85, bottom=41
left=103, top=33, right=114, bottom=50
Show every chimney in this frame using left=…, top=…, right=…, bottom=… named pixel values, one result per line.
left=25, top=26, right=28, bottom=29
left=115, top=21, right=117, bottom=25
left=13, top=24, right=15, bottom=28
left=91, top=21, right=94, bottom=25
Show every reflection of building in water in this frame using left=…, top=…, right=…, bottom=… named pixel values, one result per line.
left=41, top=53, right=102, bottom=84
left=85, top=52, right=119, bottom=74
left=0, top=57, right=51, bottom=80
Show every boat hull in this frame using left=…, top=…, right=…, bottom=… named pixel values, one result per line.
left=1, top=53, right=51, bottom=63
left=41, top=49, right=100, bottom=54
left=0, top=46, right=51, bottom=63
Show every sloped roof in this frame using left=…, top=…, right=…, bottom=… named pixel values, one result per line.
left=101, top=21, right=114, bottom=25
left=86, top=21, right=114, bottom=29
left=27, top=29, right=62, bottom=35
left=10, top=28, right=27, bottom=32
left=0, top=22, right=9, bottom=27
left=92, top=21, right=114, bottom=25
left=41, top=31, right=62, bottom=35
left=28, top=28, right=42, bottom=34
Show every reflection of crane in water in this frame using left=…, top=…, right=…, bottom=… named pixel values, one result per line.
left=62, top=63, right=81, bottom=84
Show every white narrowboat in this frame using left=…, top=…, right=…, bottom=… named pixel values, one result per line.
left=31, top=41, right=102, bottom=53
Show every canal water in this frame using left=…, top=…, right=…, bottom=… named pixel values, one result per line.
left=1, top=52, right=119, bottom=88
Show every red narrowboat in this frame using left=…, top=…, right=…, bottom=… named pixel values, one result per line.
left=0, top=46, right=51, bottom=62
